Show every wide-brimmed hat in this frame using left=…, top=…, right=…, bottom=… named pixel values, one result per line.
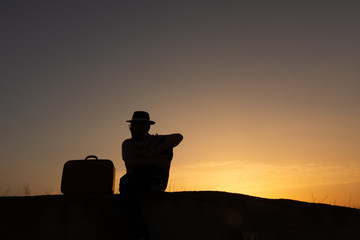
left=126, top=111, right=155, bottom=125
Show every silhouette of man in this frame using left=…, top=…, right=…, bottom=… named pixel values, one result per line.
left=120, top=111, right=183, bottom=240
left=120, top=111, right=183, bottom=193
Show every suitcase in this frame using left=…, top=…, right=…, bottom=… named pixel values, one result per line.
left=61, top=155, right=115, bottom=195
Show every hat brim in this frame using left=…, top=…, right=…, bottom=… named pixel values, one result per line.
left=126, top=119, right=155, bottom=125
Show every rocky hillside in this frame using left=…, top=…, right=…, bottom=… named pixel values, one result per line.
left=1, top=191, right=359, bottom=239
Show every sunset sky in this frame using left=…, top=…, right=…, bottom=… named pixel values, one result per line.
left=1, top=1, right=359, bottom=207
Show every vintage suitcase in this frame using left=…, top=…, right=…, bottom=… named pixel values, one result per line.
left=61, top=155, right=115, bottom=195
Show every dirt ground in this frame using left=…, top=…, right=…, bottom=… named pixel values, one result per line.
left=1, top=191, right=359, bottom=239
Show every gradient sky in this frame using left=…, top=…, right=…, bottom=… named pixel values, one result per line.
left=1, top=1, right=359, bottom=207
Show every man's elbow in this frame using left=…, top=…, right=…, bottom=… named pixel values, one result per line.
left=178, top=133, right=183, bottom=142
left=174, top=133, right=183, bottom=146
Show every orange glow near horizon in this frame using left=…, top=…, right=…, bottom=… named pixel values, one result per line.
left=137, top=108, right=360, bottom=208
left=164, top=160, right=360, bottom=207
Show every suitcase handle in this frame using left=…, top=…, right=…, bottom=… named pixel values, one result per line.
left=85, top=155, right=98, bottom=160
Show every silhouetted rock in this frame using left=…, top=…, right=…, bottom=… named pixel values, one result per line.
left=1, top=191, right=359, bottom=239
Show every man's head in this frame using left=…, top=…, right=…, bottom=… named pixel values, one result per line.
left=126, top=111, right=155, bottom=139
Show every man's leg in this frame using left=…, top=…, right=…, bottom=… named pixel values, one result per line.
left=120, top=174, right=150, bottom=239
left=149, top=167, right=169, bottom=192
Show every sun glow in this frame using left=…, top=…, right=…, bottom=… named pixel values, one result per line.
left=166, top=159, right=360, bottom=207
